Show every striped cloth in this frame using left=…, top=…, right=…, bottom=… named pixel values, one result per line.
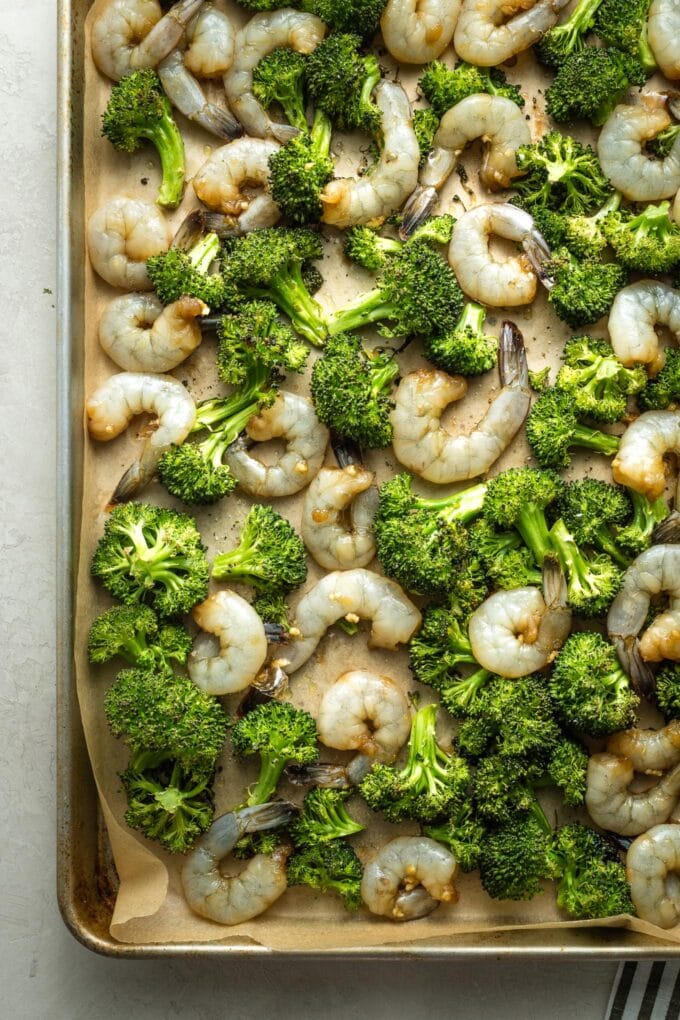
left=606, top=962, right=680, bottom=1020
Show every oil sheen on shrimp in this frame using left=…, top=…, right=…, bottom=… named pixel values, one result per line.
left=380, top=0, right=461, bottom=65
left=85, top=372, right=196, bottom=502
left=611, top=410, right=680, bottom=501
left=586, top=753, right=680, bottom=836
left=608, top=281, right=680, bottom=369
left=361, top=837, right=459, bottom=921
left=320, top=81, right=420, bottom=229
left=87, top=198, right=171, bottom=291
left=627, top=824, right=680, bottom=928
left=598, top=96, right=680, bottom=202
left=98, top=293, right=207, bottom=372
left=649, top=0, right=680, bottom=80
left=223, top=9, right=327, bottom=142
left=390, top=321, right=530, bottom=484
left=282, top=568, right=422, bottom=674
left=224, top=391, right=329, bottom=499
left=448, top=203, right=550, bottom=308
left=301, top=465, right=378, bottom=570
left=453, top=0, right=570, bottom=66
left=607, top=722, right=680, bottom=776
left=91, top=0, right=204, bottom=81
left=192, top=137, right=282, bottom=230
left=188, top=591, right=268, bottom=696
left=317, top=670, right=412, bottom=761
left=181, top=802, right=295, bottom=925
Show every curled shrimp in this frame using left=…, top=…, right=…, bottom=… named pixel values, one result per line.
left=467, top=556, right=571, bottom=678
left=188, top=591, right=268, bottom=696
left=586, top=753, right=680, bottom=836
left=380, top=0, right=461, bottom=65
left=85, top=372, right=196, bottom=502
left=611, top=410, right=680, bottom=501
left=223, top=10, right=327, bottom=142
left=453, top=0, right=570, bottom=66
left=608, top=722, right=680, bottom=776
left=320, top=81, right=420, bottom=229
left=98, top=293, right=207, bottom=372
left=598, top=96, right=680, bottom=203
left=301, top=465, right=378, bottom=571
left=91, top=0, right=204, bottom=81
left=608, top=281, right=680, bottom=370
left=192, top=137, right=282, bottom=231
left=282, top=568, right=422, bottom=674
left=361, top=837, right=459, bottom=921
left=649, top=0, right=680, bottom=80
left=390, top=321, right=530, bottom=484
left=401, top=96, right=531, bottom=236
left=448, top=203, right=550, bottom=308
left=224, top=391, right=329, bottom=499
left=317, top=670, right=412, bottom=763
left=181, top=802, right=295, bottom=925
left=87, top=198, right=171, bottom=291
left=627, top=824, right=680, bottom=928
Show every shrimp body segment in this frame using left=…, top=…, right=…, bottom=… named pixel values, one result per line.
left=98, top=293, right=207, bottom=372
left=627, top=824, right=680, bottom=929
left=611, top=410, right=680, bottom=501
left=586, top=754, right=680, bottom=836
left=283, top=569, right=422, bottom=674
left=192, top=137, right=282, bottom=230
left=301, top=466, right=378, bottom=570
left=598, top=98, right=680, bottom=202
left=607, top=722, right=680, bottom=776
left=361, top=837, right=459, bottom=921
left=91, top=0, right=204, bottom=81
left=189, top=591, right=268, bottom=696
left=649, top=0, right=680, bottom=80
left=158, top=50, right=241, bottom=140
left=608, top=281, right=680, bottom=369
left=390, top=322, right=530, bottom=484
left=454, top=0, right=570, bottom=66
left=317, top=670, right=412, bottom=761
left=380, top=0, right=461, bottom=65
left=87, top=198, right=171, bottom=291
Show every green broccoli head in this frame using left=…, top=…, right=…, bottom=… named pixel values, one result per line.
left=549, top=517, right=623, bottom=616
left=473, top=755, right=545, bottom=825
left=146, top=232, right=225, bottom=308
left=413, top=106, right=440, bottom=166
left=557, top=477, right=632, bottom=566
left=655, top=665, right=680, bottom=720
left=555, top=335, right=646, bottom=424
left=299, top=0, right=387, bottom=36
left=616, top=490, right=670, bottom=557
left=482, top=467, right=564, bottom=565
left=594, top=0, right=657, bottom=73
left=252, top=47, right=309, bottom=133
left=549, top=631, right=639, bottom=736
left=561, top=192, right=622, bottom=258
left=408, top=605, right=478, bottom=693
left=121, top=754, right=214, bottom=854
left=418, top=60, right=524, bottom=118
left=479, top=810, right=553, bottom=901
left=268, top=111, right=334, bottom=224
left=603, top=202, right=680, bottom=273
left=468, top=518, right=542, bottom=590
left=211, top=504, right=307, bottom=595
left=424, top=302, right=497, bottom=377
left=638, top=349, right=680, bottom=411
left=231, top=700, right=319, bottom=806
left=216, top=300, right=308, bottom=387
left=423, top=800, right=485, bottom=873
left=549, top=822, right=634, bottom=918
left=88, top=605, right=192, bottom=674
left=513, top=131, right=612, bottom=215
left=289, top=788, right=364, bottom=848
left=545, top=46, right=646, bottom=126
left=344, top=226, right=401, bottom=270
left=287, top=839, right=363, bottom=910
left=545, top=248, right=627, bottom=329
left=304, top=33, right=382, bottom=134
left=526, top=388, right=621, bottom=470
left=534, top=0, right=605, bottom=68
left=473, top=675, right=562, bottom=761
left=546, top=736, right=589, bottom=807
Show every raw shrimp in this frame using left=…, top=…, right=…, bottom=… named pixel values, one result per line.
left=598, top=96, right=680, bottom=202
left=453, top=0, right=570, bottom=66
left=98, top=293, right=207, bottom=372
left=611, top=410, right=680, bottom=501
left=158, top=52, right=241, bottom=140
left=184, top=2, right=234, bottom=78
left=301, top=466, right=378, bottom=570
left=390, top=321, right=530, bottom=484
left=608, top=281, right=680, bottom=369
left=85, top=372, right=196, bottom=502
left=192, top=137, right=282, bottom=230
left=91, top=0, right=204, bottom=81
left=282, top=568, right=422, bottom=674
left=361, top=837, right=459, bottom=921
left=320, top=81, right=420, bottom=229
left=608, top=722, right=680, bottom=775
left=585, top=754, right=680, bottom=836
left=224, top=391, right=329, bottom=499
left=401, top=96, right=531, bottom=236
left=223, top=9, right=327, bottom=142
left=627, top=824, right=680, bottom=928
left=649, top=0, right=680, bottom=80
left=447, top=203, right=550, bottom=308
left=87, top=198, right=171, bottom=291
left=380, top=0, right=461, bottom=65
left=188, top=590, right=268, bottom=696
left=468, top=557, right=571, bottom=678
left=181, top=802, right=295, bottom=925
left=316, top=670, right=412, bottom=761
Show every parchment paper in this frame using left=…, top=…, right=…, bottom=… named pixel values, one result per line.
left=75, top=0, right=680, bottom=947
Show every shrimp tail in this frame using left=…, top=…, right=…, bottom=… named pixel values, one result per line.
left=166, top=0, right=205, bottom=30
left=521, top=230, right=554, bottom=290
left=172, top=209, right=239, bottom=250
left=263, top=623, right=290, bottom=643
left=239, top=800, right=298, bottom=835
left=618, top=636, right=658, bottom=703
left=191, top=103, right=244, bottom=141
left=284, top=763, right=354, bottom=788
left=542, top=554, right=568, bottom=609
left=270, top=122, right=301, bottom=144
left=331, top=433, right=364, bottom=468
left=653, top=510, right=680, bottom=544
left=399, top=187, right=438, bottom=240
left=111, top=461, right=145, bottom=504
left=498, top=321, right=529, bottom=391
left=237, top=662, right=289, bottom=717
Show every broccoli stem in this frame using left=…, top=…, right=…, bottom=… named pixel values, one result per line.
left=549, top=518, right=596, bottom=595
left=326, top=290, right=399, bottom=335
left=144, top=114, right=186, bottom=209
left=189, top=233, right=221, bottom=273
left=248, top=263, right=327, bottom=346
left=417, top=483, right=488, bottom=523
left=638, top=17, right=657, bottom=74
left=444, top=667, right=493, bottom=712
left=211, top=529, right=268, bottom=581
left=592, top=523, right=630, bottom=567
left=203, top=399, right=261, bottom=466
left=515, top=505, right=554, bottom=565
left=245, top=754, right=286, bottom=807
left=628, top=201, right=673, bottom=243
left=368, top=354, right=400, bottom=398
left=570, top=423, right=620, bottom=457
left=310, top=109, right=332, bottom=159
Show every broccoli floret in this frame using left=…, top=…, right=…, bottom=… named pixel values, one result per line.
left=479, top=807, right=553, bottom=901
left=146, top=229, right=224, bottom=308
left=603, top=201, right=680, bottom=273
left=656, top=665, right=680, bottom=720
left=305, top=33, right=381, bottom=135
left=374, top=473, right=486, bottom=596
left=91, top=503, right=209, bottom=618
left=232, top=830, right=284, bottom=860
left=555, top=335, right=647, bottom=424
left=549, top=631, right=639, bottom=736
left=423, top=302, right=497, bottom=377
left=468, top=518, right=543, bottom=590
left=467, top=674, right=562, bottom=761
left=473, top=756, right=546, bottom=825
left=105, top=669, right=228, bottom=774
left=549, top=822, right=634, bottom=918
left=545, top=47, right=646, bottom=127
left=549, top=517, right=622, bottom=616
left=418, top=60, right=524, bottom=118
left=447, top=556, right=490, bottom=621
left=557, top=478, right=632, bottom=566
left=522, top=205, right=568, bottom=251
left=216, top=299, right=309, bottom=386
left=594, top=0, right=656, bottom=73
left=413, top=106, right=440, bottom=166
left=222, top=228, right=327, bottom=345
left=546, top=736, right=589, bottom=806
left=309, top=332, right=399, bottom=448
left=513, top=131, right=612, bottom=215
left=252, top=47, right=308, bottom=133
left=328, top=241, right=464, bottom=339
left=529, top=366, right=551, bottom=393
left=647, top=124, right=680, bottom=159
left=268, top=111, right=334, bottom=224
left=440, top=669, right=496, bottom=723
left=423, top=800, right=485, bottom=873
left=638, top=349, right=680, bottom=411
left=231, top=700, right=319, bottom=806
left=289, top=788, right=364, bottom=848
left=299, top=0, right=386, bottom=36
left=616, top=490, right=670, bottom=556
left=88, top=605, right=192, bottom=673
left=544, top=248, right=627, bottom=328
left=252, top=590, right=292, bottom=631
left=211, top=504, right=307, bottom=595
left=287, top=840, right=363, bottom=910
left=526, top=388, right=621, bottom=470
left=101, top=69, right=185, bottom=208
left=535, top=0, right=604, bottom=67
left=408, top=605, right=479, bottom=692
left=121, top=752, right=214, bottom=853
left=562, top=192, right=622, bottom=258
left=343, top=215, right=454, bottom=270
left=359, top=704, right=471, bottom=823
left=482, top=467, right=563, bottom=566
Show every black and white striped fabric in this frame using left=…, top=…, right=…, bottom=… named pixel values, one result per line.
left=606, top=962, right=680, bottom=1020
